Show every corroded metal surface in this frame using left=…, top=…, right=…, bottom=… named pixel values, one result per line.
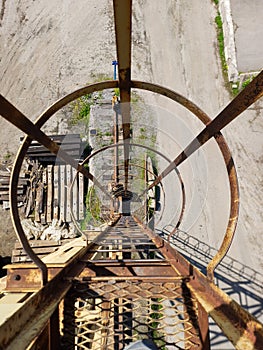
left=0, top=78, right=240, bottom=284
left=147, top=70, right=263, bottom=189
left=0, top=243, right=94, bottom=350
left=63, top=280, right=202, bottom=349
left=0, top=0, right=262, bottom=348
left=134, top=216, right=263, bottom=349
left=1, top=215, right=262, bottom=349
left=61, top=217, right=205, bottom=349
left=141, top=71, right=263, bottom=278
left=113, top=0, right=132, bottom=191
left=131, top=80, right=240, bottom=279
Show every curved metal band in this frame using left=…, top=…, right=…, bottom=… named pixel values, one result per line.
left=131, top=80, right=239, bottom=280
left=10, top=81, right=118, bottom=284
left=11, top=79, right=239, bottom=284
left=10, top=138, right=48, bottom=284
left=69, top=141, right=185, bottom=237
left=70, top=160, right=166, bottom=239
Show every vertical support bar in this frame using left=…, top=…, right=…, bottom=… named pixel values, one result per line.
left=60, top=165, right=66, bottom=222
left=49, top=306, right=61, bottom=350
left=113, top=0, right=132, bottom=100
left=197, top=302, right=211, bottom=350
left=113, top=101, right=119, bottom=184
left=72, top=168, right=78, bottom=220
left=66, top=164, right=72, bottom=223
left=101, top=301, right=112, bottom=349
left=78, top=172, right=84, bottom=221
left=41, top=168, right=47, bottom=225
left=53, top=165, right=59, bottom=220
left=145, top=155, right=148, bottom=223
left=182, top=282, right=202, bottom=349
left=61, top=289, right=76, bottom=348
left=47, top=165, right=53, bottom=223
left=113, top=0, right=132, bottom=191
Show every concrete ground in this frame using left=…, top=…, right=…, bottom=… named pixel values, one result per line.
left=231, top=0, right=263, bottom=72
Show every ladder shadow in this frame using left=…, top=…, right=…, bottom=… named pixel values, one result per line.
left=157, top=225, right=263, bottom=349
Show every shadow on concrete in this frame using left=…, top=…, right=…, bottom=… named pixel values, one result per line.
left=157, top=225, right=263, bottom=349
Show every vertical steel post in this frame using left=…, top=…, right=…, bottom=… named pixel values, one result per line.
left=49, top=306, right=61, bottom=350
left=197, top=302, right=211, bottom=350
left=113, top=0, right=132, bottom=192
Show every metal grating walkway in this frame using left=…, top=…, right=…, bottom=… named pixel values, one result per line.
left=62, top=216, right=203, bottom=349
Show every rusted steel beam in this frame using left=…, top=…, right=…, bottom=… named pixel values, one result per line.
left=206, top=134, right=239, bottom=280
left=134, top=216, right=263, bottom=350
left=4, top=266, right=61, bottom=292
left=0, top=95, right=108, bottom=197
left=147, top=70, right=263, bottom=190
left=81, top=259, right=171, bottom=265
left=74, top=276, right=184, bottom=283
left=197, top=302, right=211, bottom=350
left=2, top=79, right=239, bottom=282
left=77, top=262, right=178, bottom=278
left=0, top=95, right=110, bottom=284
left=80, top=141, right=185, bottom=228
left=113, top=0, right=132, bottom=191
left=49, top=306, right=61, bottom=350
left=113, top=103, right=120, bottom=184
left=182, top=283, right=206, bottom=350
left=113, top=0, right=131, bottom=103
left=0, top=241, right=99, bottom=350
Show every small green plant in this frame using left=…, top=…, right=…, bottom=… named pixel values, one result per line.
left=4, top=151, right=12, bottom=160
left=231, top=75, right=255, bottom=95
left=82, top=186, right=103, bottom=227
left=97, top=90, right=103, bottom=100
left=215, top=13, right=227, bottom=75
left=231, top=82, right=240, bottom=96
left=114, top=88, right=120, bottom=97
left=131, top=91, right=141, bottom=103
left=150, top=300, right=166, bottom=349
left=213, top=0, right=219, bottom=5
left=242, top=76, right=255, bottom=89
left=91, top=73, right=111, bottom=82
left=70, top=93, right=93, bottom=126
left=96, top=129, right=103, bottom=138
left=69, top=73, right=112, bottom=126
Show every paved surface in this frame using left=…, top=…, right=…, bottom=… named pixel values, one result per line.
left=231, top=0, right=263, bottom=72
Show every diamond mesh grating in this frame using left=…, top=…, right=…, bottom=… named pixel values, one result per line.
left=62, top=280, right=202, bottom=349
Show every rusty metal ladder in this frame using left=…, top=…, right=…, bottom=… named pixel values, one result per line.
left=61, top=216, right=209, bottom=349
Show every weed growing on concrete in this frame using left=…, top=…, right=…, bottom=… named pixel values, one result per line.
left=231, top=82, right=240, bottom=96
left=242, top=76, right=255, bottom=89
left=114, top=88, right=120, bottom=97
left=70, top=93, right=93, bottom=126
left=231, top=75, right=256, bottom=95
left=215, top=13, right=227, bottom=76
